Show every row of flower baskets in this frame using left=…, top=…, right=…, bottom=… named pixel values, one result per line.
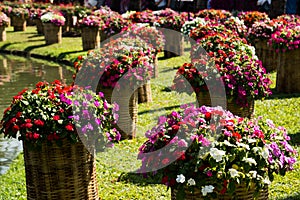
left=0, top=82, right=297, bottom=199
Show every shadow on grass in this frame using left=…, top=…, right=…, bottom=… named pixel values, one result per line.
left=58, top=50, right=86, bottom=60
left=117, top=171, right=162, bottom=186
left=27, top=39, right=45, bottom=42
left=24, top=44, right=48, bottom=52
left=266, top=89, right=300, bottom=100
left=138, top=103, right=190, bottom=115
left=0, top=42, right=23, bottom=50
left=28, top=34, right=43, bottom=38
left=278, top=193, right=300, bottom=200
left=289, top=132, right=300, bottom=146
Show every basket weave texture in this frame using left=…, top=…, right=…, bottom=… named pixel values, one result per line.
left=97, top=86, right=138, bottom=139
left=43, top=23, right=62, bottom=45
left=81, top=27, right=100, bottom=51
left=276, top=48, right=300, bottom=93
left=171, top=185, right=269, bottom=200
left=196, top=92, right=254, bottom=118
left=35, top=19, right=44, bottom=34
left=138, top=81, right=152, bottom=103
left=163, top=31, right=184, bottom=58
left=255, top=39, right=277, bottom=72
left=0, top=26, right=6, bottom=41
left=11, top=15, right=26, bottom=31
left=23, top=139, right=99, bottom=200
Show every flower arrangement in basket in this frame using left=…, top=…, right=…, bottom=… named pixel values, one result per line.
left=181, top=17, right=206, bottom=36
left=121, top=24, right=165, bottom=53
left=0, top=12, right=9, bottom=27
left=78, top=14, right=104, bottom=27
left=153, top=8, right=185, bottom=32
left=237, top=11, right=270, bottom=29
left=194, top=9, right=232, bottom=20
left=127, top=9, right=156, bottom=24
left=247, top=19, right=279, bottom=43
left=41, top=11, right=66, bottom=26
left=11, top=7, right=29, bottom=18
left=268, top=24, right=300, bottom=53
left=138, top=104, right=298, bottom=199
left=0, top=80, right=120, bottom=149
left=0, top=5, right=12, bottom=16
left=175, top=31, right=272, bottom=109
left=93, top=7, right=128, bottom=38
left=220, top=16, right=247, bottom=38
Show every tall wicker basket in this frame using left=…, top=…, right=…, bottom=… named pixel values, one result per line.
left=196, top=92, right=254, bottom=118
left=163, top=31, right=184, bottom=58
left=23, top=139, right=99, bottom=200
left=254, top=39, right=277, bottom=72
left=11, top=15, right=26, bottom=32
left=171, top=185, right=268, bottom=200
left=138, top=81, right=152, bottom=103
left=97, top=86, right=138, bottom=139
left=43, top=23, right=62, bottom=45
left=35, top=18, right=44, bottom=35
left=81, top=27, right=101, bottom=51
left=276, top=48, right=300, bottom=93
left=0, top=26, right=6, bottom=41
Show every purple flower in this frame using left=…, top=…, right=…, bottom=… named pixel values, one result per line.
left=95, top=118, right=101, bottom=125
left=270, top=142, right=281, bottom=157
left=98, top=92, right=104, bottom=98
left=82, top=110, right=90, bottom=119
left=178, top=139, right=188, bottom=147
left=94, top=100, right=100, bottom=107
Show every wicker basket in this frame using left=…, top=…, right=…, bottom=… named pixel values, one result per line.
left=43, top=23, right=62, bottom=45
left=23, top=139, right=99, bottom=200
left=97, top=86, right=138, bottom=139
left=254, top=39, right=277, bottom=72
left=35, top=19, right=44, bottom=35
left=163, top=31, right=184, bottom=58
left=196, top=92, right=254, bottom=118
left=171, top=185, right=269, bottom=200
left=138, top=81, right=152, bottom=103
left=11, top=15, right=26, bottom=32
left=81, top=27, right=101, bottom=51
left=0, top=26, right=6, bottom=41
left=276, top=48, right=300, bottom=93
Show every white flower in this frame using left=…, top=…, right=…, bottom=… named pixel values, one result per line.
left=237, top=142, right=250, bottom=150
left=262, top=147, right=269, bottom=160
left=201, top=185, right=215, bottom=196
left=176, top=174, right=185, bottom=183
left=210, top=148, right=226, bottom=162
left=243, top=157, right=257, bottom=166
left=229, top=168, right=239, bottom=178
left=223, top=140, right=236, bottom=147
left=263, top=177, right=271, bottom=185
left=248, top=138, right=257, bottom=143
left=249, top=170, right=257, bottom=178
left=187, top=178, right=196, bottom=186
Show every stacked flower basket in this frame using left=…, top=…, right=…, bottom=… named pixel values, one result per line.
left=10, top=7, right=29, bottom=32
left=0, top=80, right=120, bottom=199
left=78, top=15, right=103, bottom=51
left=268, top=15, right=300, bottom=93
left=41, top=11, right=65, bottom=45
left=138, top=104, right=297, bottom=199
left=0, top=12, right=9, bottom=41
left=154, top=9, right=185, bottom=58
left=173, top=23, right=272, bottom=118
left=73, top=35, right=153, bottom=139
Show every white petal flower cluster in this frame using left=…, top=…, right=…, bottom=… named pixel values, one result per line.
left=210, top=147, right=226, bottom=162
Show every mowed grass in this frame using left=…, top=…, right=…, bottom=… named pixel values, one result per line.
left=0, top=26, right=299, bottom=200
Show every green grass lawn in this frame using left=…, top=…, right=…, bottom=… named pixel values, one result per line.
left=0, top=26, right=299, bottom=200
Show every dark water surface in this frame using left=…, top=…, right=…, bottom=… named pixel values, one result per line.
left=0, top=54, right=73, bottom=175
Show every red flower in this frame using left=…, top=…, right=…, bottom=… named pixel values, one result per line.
left=33, top=133, right=40, bottom=139
left=12, top=125, right=20, bottom=132
left=16, top=112, right=22, bottom=118
left=169, top=178, right=176, bottom=186
left=162, top=176, right=169, bottom=184
left=220, top=180, right=228, bottom=194
left=65, top=124, right=74, bottom=131
left=25, top=123, right=33, bottom=129
left=162, top=158, right=170, bottom=165
left=53, top=115, right=60, bottom=121
left=3, top=107, right=11, bottom=115
left=232, top=132, right=242, bottom=141
left=170, top=124, right=180, bottom=134
left=77, top=55, right=83, bottom=60
left=36, top=81, right=45, bottom=88
left=205, top=112, right=211, bottom=121
left=34, top=119, right=44, bottom=127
